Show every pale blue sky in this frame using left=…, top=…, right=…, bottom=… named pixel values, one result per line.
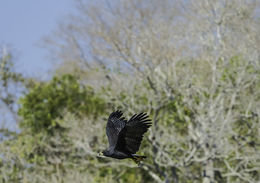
left=0, top=0, right=75, bottom=79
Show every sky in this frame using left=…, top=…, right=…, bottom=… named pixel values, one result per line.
left=0, top=0, right=76, bottom=130
left=0, top=0, right=75, bottom=79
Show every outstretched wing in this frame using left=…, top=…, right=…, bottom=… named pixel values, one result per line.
left=116, top=113, right=151, bottom=153
left=106, top=110, right=127, bottom=149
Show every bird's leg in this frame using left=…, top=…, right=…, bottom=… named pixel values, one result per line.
left=131, top=155, right=146, bottom=165
left=131, top=156, right=141, bottom=165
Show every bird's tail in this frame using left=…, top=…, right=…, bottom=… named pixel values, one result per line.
left=131, top=154, right=147, bottom=165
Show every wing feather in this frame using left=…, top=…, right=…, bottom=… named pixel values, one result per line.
left=116, top=112, right=151, bottom=153
left=106, top=110, right=126, bottom=148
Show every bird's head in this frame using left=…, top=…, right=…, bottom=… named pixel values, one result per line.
left=97, top=150, right=109, bottom=157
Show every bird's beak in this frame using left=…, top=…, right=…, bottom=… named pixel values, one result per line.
left=97, top=151, right=104, bottom=157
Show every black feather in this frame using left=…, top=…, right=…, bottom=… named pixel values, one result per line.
left=103, top=111, right=151, bottom=161
left=106, top=110, right=126, bottom=148
left=123, top=113, right=151, bottom=153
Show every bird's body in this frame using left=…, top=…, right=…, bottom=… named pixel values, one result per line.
left=100, top=110, right=151, bottom=164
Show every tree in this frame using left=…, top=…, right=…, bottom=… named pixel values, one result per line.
left=43, top=0, right=259, bottom=182
left=0, top=46, right=26, bottom=182
left=0, top=46, right=24, bottom=134
left=1, top=74, right=107, bottom=182
left=18, top=74, right=105, bottom=134
left=1, top=0, right=258, bottom=182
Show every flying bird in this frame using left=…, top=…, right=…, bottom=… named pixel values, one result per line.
left=99, top=110, right=152, bottom=164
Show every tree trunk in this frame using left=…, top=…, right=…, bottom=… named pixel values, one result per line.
left=203, top=159, right=214, bottom=183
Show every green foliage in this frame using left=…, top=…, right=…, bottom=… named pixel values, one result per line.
left=1, top=56, right=259, bottom=182
left=11, top=74, right=107, bottom=174
left=0, top=53, right=24, bottom=87
left=0, top=52, right=25, bottom=115
left=166, top=98, right=192, bottom=135
left=18, top=74, right=106, bottom=135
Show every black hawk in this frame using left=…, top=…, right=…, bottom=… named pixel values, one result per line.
left=99, top=110, right=152, bottom=164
